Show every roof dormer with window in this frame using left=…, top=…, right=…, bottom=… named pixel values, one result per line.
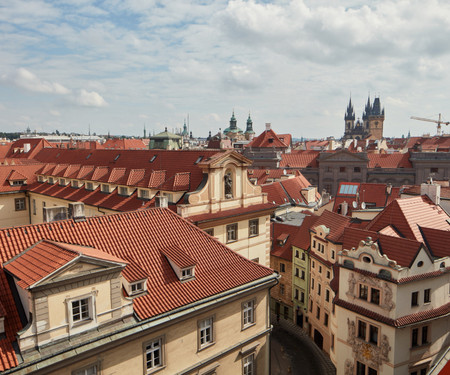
left=3, top=240, right=134, bottom=354
left=161, top=245, right=196, bottom=282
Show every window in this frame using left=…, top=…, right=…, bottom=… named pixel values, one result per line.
left=313, top=240, right=316, bottom=249
left=326, top=271, right=331, bottom=279
left=32, top=199, right=36, bottom=215
left=318, top=265, right=322, bottom=273
left=71, top=180, right=79, bottom=188
left=205, top=228, right=214, bottom=236
left=86, top=182, right=94, bottom=191
left=331, top=250, right=335, bottom=260
left=430, top=167, right=439, bottom=173
left=311, top=278, right=314, bottom=290
left=324, top=313, right=329, bottom=327
left=48, top=177, right=54, bottom=184
left=424, top=289, right=431, bottom=303
left=316, top=306, right=320, bottom=320
left=72, top=363, right=99, bottom=375
left=242, top=300, right=255, bottom=328
left=249, top=219, right=259, bottom=237
left=318, top=283, right=321, bottom=296
left=119, top=186, right=128, bottom=196
left=301, top=252, right=306, bottom=261
left=354, top=167, right=361, bottom=172
left=300, top=291, right=305, bottom=303
left=295, top=268, right=299, bottom=277
left=331, top=334, right=335, bottom=351
left=295, top=250, right=299, bottom=258
left=140, top=189, right=150, bottom=199
left=356, top=361, right=377, bottom=375
left=199, top=317, right=214, bottom=348
left=411, top=291, right=419, bottom=307
left=181, top=267, right=193, bottom=280
left=130, top=282, right=144, bottom=295
left=280, top=263, right=286, bottom=273
left=226, top=223, right=238, bottom=243
left=310, top=300, right=313, bottom=312
left=411, top=325, right=429, bottom=347
left=145, top=337, right=163, bottom=371
left=72, top=298, right=91, bottom=323
left=301, top=270, right=305, bottom=280
left=101, top=184, right=110, bottom=193
left=340, top=167, right=346, bottom=172
left=359, top=285, right=380, bottom=305
left=325, top=289, right=330, bottom=302
left=312, top=260, right=315, bottom=268
left=357, top=320, right=379, bottom=346
left=15, top=198, right=26, bottom=211
left=280, top=284, right=285, bottom=295
left=243, top=353, right=255, bottom=375
left=359, top=285, right=368, bottom=300
left=370, top=288, right=380, bottom=305
left=294, top=289, right=299, bottom=300
left=11, top=180, right=25, bottom=186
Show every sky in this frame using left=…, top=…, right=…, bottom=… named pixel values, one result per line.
left=1, top=0, right=450, bottom=139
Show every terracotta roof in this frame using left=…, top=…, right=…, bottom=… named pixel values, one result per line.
left=262, top=182, right=289, bottom=206
left=0, top=165, right=42, bottom=193
left=3, top=240, right=126, bottom=289
left=247, top=129, right=288, bottom=148
left=312, top=210, right=352, bottom=243
left=419, top=226, right=450, bottom=259
left=280, top=151, right=320, bottom=168
left=0, top=208, right=275, bottom=371
left=271, top=223, right=298, bottom=260
left=342, top=227, right=423, bottom=267
left=102, top=138, right=147, bottom=150
left=247, top=169, right=302, bottom=185
left=6, top=138, right=53, bottom=159
left=401, top=184, right=450, bottom=200
left=368, top=153, right=412, bottom=168
left=336, top=299, right=450, bottom=327
left=291, top=215, right=319, bottom=250
left=186, top=202, right=276, bottom=224
left=366, top=196, right=450, bottom=243
left=161, top=244, right=197, bottom=268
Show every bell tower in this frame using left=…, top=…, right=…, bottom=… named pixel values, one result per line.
left=368, top=97, right=385, bottom=139
left=344, top=97, right=355, bottom=138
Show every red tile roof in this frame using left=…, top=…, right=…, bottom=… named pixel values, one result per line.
left=0, top=208, right=275, bottom=371
left=271, top=223, right=299, bottom=260
left=368, top=153, right=412, bottom=168
left=280, top=151, right=320, bottom=168
left=247, top=168, right=302, bottom=185
left=4, top=240, right=126, bottom=289
left=102, top=138, right=147, bottom=150
left=0, top=165, right=42, bottom=193
left=312, top=210, right=352, bottom=243
left=161, top=244, right=197, bottom=268
left=291, top=214, right=319, bottom=250
left=419, top=226, right=450, bottom=259
left=6, top=138, right=53, bottom=159
left=247, top=129, right=289, bottom=148
left=366, top=196, right=450, bottom=243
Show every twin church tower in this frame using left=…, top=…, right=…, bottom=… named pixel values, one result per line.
left=343, top=96, right=385, bottom=140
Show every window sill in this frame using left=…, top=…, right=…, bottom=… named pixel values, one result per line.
left=249, top=234, right=259, bottom=238
left=226, top=240, right=237, bottom=244
left=410, top=343, right=431, bottom=351
left=198, top=342, right=215, bottom=352
left=146, top=365, right=166, bottom=374
left=241, top=322, right=256, bottom=331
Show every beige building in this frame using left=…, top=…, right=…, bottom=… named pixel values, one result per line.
left=0, top=208, right=278, bottom=374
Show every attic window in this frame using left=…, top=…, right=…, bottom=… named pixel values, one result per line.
left=378, top=269, right=392, bottom=279
left=119, top=186, right=128, bottom=196
left=268, top=138, right=274, bottom=143
left=343, top=260, right=354, bottom=269
left=86, top=182, right=94, bottom=191
left=417, top=261, right=424, bottom=268
left=59, top=178, right=66, bottom=186
left=72, top=180, right=80, bottom=188
left=48, top=177, right=54, bottom=184
left=194, top=156, right=203, bottom=164
left=150, top=155, right=157, bottom=163
left=181, top=267, right=193, bottom=280
left=101, top=184, right=110, bottom=193
left=114, top=154, right=121, bottom=161
left=11, top=180, right=25, bottom=186
left=130, top=281, right=144, bottom=295
left=139, top=189, right=150, bottom=199
left=38, top=175, right=44, bottom=182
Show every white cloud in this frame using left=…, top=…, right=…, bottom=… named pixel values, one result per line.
left=1, top=68, right=70, bottom=94
left=72, top=89, right=108, bottom=107
left=49, top=110, right=61, bottom=116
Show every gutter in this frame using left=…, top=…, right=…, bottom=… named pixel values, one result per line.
left=4, top=273, right=278, bottom=374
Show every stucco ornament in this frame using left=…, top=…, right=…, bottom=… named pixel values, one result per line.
left=347, top=273, right=356, bottom=297
left=344, top=359, right=354, bottom=375
left=381, top=282, right=395, bottom=311
left=224, top=171, right=233, bottom=198
left=347, top=318, right=356, bottom=345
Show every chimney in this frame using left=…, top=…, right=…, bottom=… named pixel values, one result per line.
left=23, top=143, right=31, bottom=153
left=421, top=180, right=441, bottom=205
left=155, top=196, right=168, bottom=208
left=265, top=123, right=271, bottom=131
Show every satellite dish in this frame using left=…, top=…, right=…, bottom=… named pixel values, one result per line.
left=361, top=202, right=366, bottom=209
left=352, top=201, right=358, bottom=209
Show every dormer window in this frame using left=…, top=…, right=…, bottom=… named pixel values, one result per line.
left=59, top=178, right=67, bottom=186
left=38, top=175, right=45, bottom=182
left=48, top=177, right=54, bottom=184
left=161, top=245, right=196, bottom=282
left=72, top=297, right=91, bottom=323
left=11, top=180, right=25, bottom=186
left=86, top=182, right=94, bottom=191
left=130, top=281, right=144, bottom=295
left=101, top=184, right=110, bottom=193
left=181, top=267, right=193, bottom=280
left=72, top=180, right=80, bottom=188
left=119, top=186, right=128, bottom=196
left=139, top=189, right=150, bottom=200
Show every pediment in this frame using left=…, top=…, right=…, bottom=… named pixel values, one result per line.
left=199, top=150, right=252, bottom=169
left=319, top=150, right=369, bottom=163
left=38, top=258, right=123, bottom=287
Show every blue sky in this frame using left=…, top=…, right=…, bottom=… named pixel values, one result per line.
left=1, top=0, right=450, bottom=139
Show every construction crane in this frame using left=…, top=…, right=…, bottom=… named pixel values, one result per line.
left=410, top=114, right=450, bottom=136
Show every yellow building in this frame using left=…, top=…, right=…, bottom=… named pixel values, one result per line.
left=0, top=208, right=278, bottom=374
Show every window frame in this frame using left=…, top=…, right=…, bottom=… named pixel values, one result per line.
left=198, top=316, right=215, bottom=350
left=248, top=219, right=259, bottom=237
left=357, top=319, right=380, bottom=346
left=66, top=294, right=96, bottom=328
left=15, top=198, right=26, bottom=211
left=423, top=288, right=431, bottom=304
left=143, top=336, right=164, bottom=373
left=411, top=325, right=430, bottom=348
left=226, top=223, right=238, bottom=243
left=242, top=353, right=255, bottom=375
left=411, top=291, right=419, bottom=307
left=242, top=299, right=256, bottom=329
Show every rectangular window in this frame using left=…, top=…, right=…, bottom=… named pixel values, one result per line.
left=131, top=282, right=144, bottom=295
left=424, top=289, right=431, bottom=303
left=86, top=182, right=94, bottom=191
left=72, top=364, right=98, bottom=375
left=280, top=283, right=285, bottom=295
left=300, top=291, right=305, bottom=303
left=242, top=300, right=255, bottom=328
left=140, top=189, right=150, bottom=199
left=32, top=199, right=36, bottom=215
left=331, top=334, right=335, bottom=351
left=356, top=362, right=377, bottom=375
left=412, top=328, right=419, bottom=347
left=72, top=298, right=91, bottom=323
left=318, top=283, right=321, bottom=296
left=243, top=353, right=255, bottom=375
left=145, top=338, right=163, bottom=371
left=280, top=263, right=285, bottom=272
left=331, top=250, right=335, bottom=260
left=249, top=219, right=259, bottom=237
left=205, top=228, right=214, bottom=236
left=311, top=278, right=314, bottom=290
left=15, top=198, right=26, bottom=211
left=316, top=306, right=320, bottom=320
left=325, top=289, right=330, bottom=302
left=411, top=291, right=419, bottom=306
left=310, top=300, right=313, bottom=312
left=354, top=167, right=361, bottom=172
left=318, top=265, right=322, bottom=273
left=199, top=317, right=213, bottom=348
left=358, top=320, right=367, bottom=340
left=119, top=186, right=128, bottom=196
left=359, top=285, right=368, bottom=300
left=340, top=167, right=346, bottom=172
left=313, top=240, right=316, bottom=249
left=312, top=260, right=315, bottom=268
left=294, top=289, right=299, bottom=300
left=358, top=320, right=379, bottom=346
left=295, top=268, right=299, bottom=277
left=301, top=270, right=305, bottom=280
left=369, top=325, right=379, bottom=345
left=181, top=267, right=193, bottom=279
left=226, top=223, right=238, bottom=243
left=326, top=271, right=330, bottom=279
left=324, top=313, right=329, bottom=327
left=421, top=326, right=428, bottom=345
left=370, top=288, right=380, bottom=305
left=101, top=184, right=110, bottom=193
left=411, top=325, right=430, bottom=347
left=295, top=250, right=299, bottom=258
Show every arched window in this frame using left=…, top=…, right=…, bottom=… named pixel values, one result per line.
left=224, top=170, right=233, bottom=199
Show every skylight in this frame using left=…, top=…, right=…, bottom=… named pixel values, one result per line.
left=114, top=154, right=121, bottom=161
left=86, top=153, right=92, bottom=160
left=339, top=184, right=358, bottom=195
left=150, top=155, right=157, bottom=163
left=194, top=156, right=203, bottom=164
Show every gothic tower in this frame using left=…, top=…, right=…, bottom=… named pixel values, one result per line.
left=368, top=97, right=385, bottom=139
left=344, top=98, right=355, bottom=135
